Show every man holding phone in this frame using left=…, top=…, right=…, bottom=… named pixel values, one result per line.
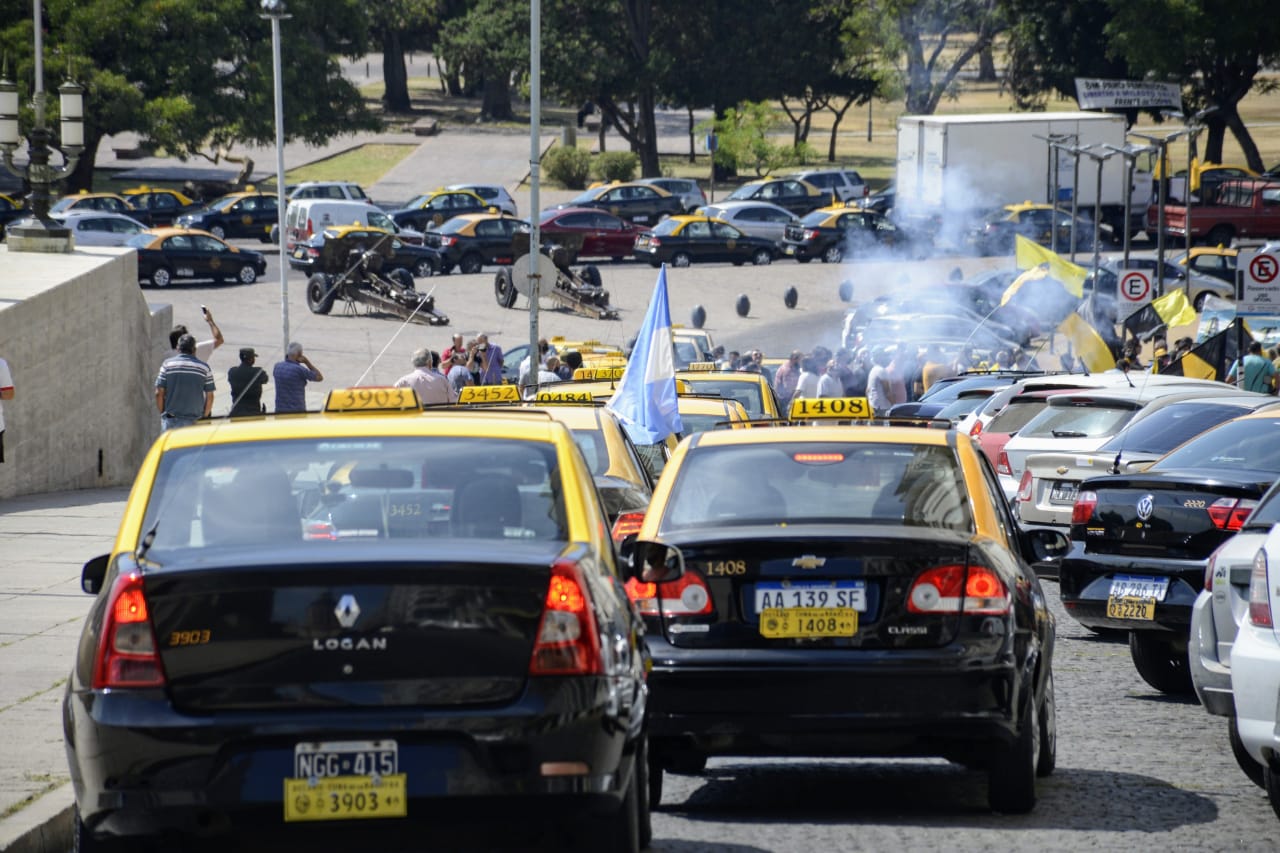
left=167, top=306, right=224, bottom=362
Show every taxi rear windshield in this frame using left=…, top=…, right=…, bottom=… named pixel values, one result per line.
left=138, top=437, right=567, bottom=557
left=660, top=442, right=972, bottom=532
left=682, top=379, right=764, bottom=417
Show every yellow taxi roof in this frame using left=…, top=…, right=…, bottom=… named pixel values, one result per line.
left=590, top=182, right=671, bottom=197
left=677, top=395, right=749, bottom=421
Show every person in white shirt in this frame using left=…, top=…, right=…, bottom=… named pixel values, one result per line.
left=168, top=308, right=224, bottom=362
left=792, top=357, right=821, bottom=400
left=816, top=359, right=843, bottom=398
left=395, top=348, right=456, bottom=406
left=0, top=355, right=13, bottom=463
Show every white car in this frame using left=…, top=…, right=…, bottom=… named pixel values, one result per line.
left=692, top=201, right=796, bottom=245
left=53, top=211, right=148, bottom=246
left=1229, top=518, right=1280, bottom=813
left=447, top=183, right=518, bottom=216
left=286, top=181, right=374, bottom=204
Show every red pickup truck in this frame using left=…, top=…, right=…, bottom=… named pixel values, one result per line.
left=1150, top=178, right=1280, bottom=245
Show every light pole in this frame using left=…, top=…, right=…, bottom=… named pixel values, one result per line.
left=0, top=0, right=85, bottom=254
left=261, top=0, right=291, bottom=356
left=1034, top=132, right=1075, bottom=253
left=1129, top=128, right=1190, bottom=294
left=527, top=0, right=542, bottom=392
left=1052, top=142, right=1093, bottom=262
left=1100, top=142, right=1156, bottom=269
left=1077, top=146, right=1118, bottom=320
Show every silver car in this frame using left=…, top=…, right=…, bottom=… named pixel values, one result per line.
left=635, top=177, right=705, bottom=213
left=1191, top=482, right=1280, bottom=789
left=693, top=200, right=796, bottom=245
left=53, top=211, right=148, bottom=246
left=447, top=183, right=518, bottom=216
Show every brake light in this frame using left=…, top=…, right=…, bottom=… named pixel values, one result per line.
left=969, top=420, right=984, bottom=437
left=1072, top=490, right=1097, bottom=525
left=625, top=569, right=712, bottom=617
left=649, top=237, right=662, bottom=247
left=803, top=229, right=820, bottom=241
left=306, top=247, right=319, bottom=258
left=1207, top=497, right=1257, bottom=531
left=610, top=511, right=646, bottom=544
left=1016, top=469, right=1033, bottom=504
left=530, top=560, right=602, bottom=675
left=440, top=236, right=458, bottom=247
left=1249, top=549, right=1273, bottom=628
left=997, top=451, right=1012, bottom=476
left=305, top=218, right=314, bottom=239
left=92, top=572, right=166, bottom=689
left=907, top=565, right=1009, bottom=614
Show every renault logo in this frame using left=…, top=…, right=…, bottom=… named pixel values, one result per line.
left=334, top=594, right=361, bottom=628
left=1136, top=495, right=1154, bottom=521
left=792, top=555, right=826, bottom=570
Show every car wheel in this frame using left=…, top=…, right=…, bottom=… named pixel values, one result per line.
left=1267, top=763, right=1280, bottom=820
left=821, top=245, right=842, bottom=264
left=1230, top=715, right=1266, bottom=788
left=459, top=252, right=484, bottom=275
left=412, top=258, right=434, bottom=278
left=1128, top=631, right=1194, bottom=694
left=73, top=803, right=125, bottom=853
left=987, top=690, right=1038, bottom=813
left=796, top=256, right=812, bottom=264
left=305, top=274, right=336, bottom=315
left=752, top=248, right=773, bottom=266
left=574, top=751, right=640, bottom=853
left=151, top=266, right=172, bottom=288
left=671, top=251, right=692, bottom=268
left=636, top=736, right=653, bottom=848
left=209, top=225, right=226, bottom=240
left=647, top=745, right=664, bottom=811
left=237, top=264, right=258, bottom=285
left=494, top=269, right=518, bottom=309
left=1193, top=291, right=1211, bottom=312
left=581, top=264, right=602, bottom=287
left=611, top=256, right=625, bottom=263
left=1037, top=670, right=1056, bottom=777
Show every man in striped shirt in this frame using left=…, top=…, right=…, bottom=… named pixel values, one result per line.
left=155, top=334, right=215, bottom=430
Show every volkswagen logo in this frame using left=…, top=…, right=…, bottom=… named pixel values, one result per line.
left=1136, top=494, right=1155, bottom=521
left=334, top=594, right=361, bottom=628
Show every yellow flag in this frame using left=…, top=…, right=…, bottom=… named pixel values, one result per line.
left=1057, top=312, right=1117, bottom=373
left=1015, top=235, right=1086, bottom=297
left=1151, top=289, right=1198, bottom=328
left=1000, top=265, right=1048, bottom=306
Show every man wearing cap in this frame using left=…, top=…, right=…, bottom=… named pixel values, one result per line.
left=155, top=334, right=215, bottom=430
left=228, top=347, right=269, bottom=417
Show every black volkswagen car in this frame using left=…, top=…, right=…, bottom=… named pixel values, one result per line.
left=126, top=227, right=268, bottom=287
left=1060, top=409, right=1280, bottom=694
left=175, top=189, right=279, bottom=242
left=63, top=400, right=658, bottom=851
left=632, top=216, right=778, bottom=268
left=425, top=212, right=529, bottom=274
left=781, top=206, right=923, bottom=263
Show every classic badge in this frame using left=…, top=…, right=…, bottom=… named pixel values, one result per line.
left=792, top=555, right=826, bottom=570
left=334, top=594, right=361, bottom=628
left=1136, top=494, right=1154, bottom=521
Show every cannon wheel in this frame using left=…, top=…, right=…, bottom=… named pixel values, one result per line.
left=581, top=265, right=602, bottom=287
left=306, top=274, right=336, bottom=315
left=495, top=268, right=518, bottom=309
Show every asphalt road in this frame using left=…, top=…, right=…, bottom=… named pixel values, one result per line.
left=118, top=246, right=1280, bottom=850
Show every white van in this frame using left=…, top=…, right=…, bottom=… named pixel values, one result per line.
left=282, top=199, right=415, bottom=251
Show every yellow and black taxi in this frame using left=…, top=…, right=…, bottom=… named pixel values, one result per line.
left=673, top=395, right=750, bottom=435
left=389, top=188, right=491, bottom=232
left=65, top=389, right=659, bottom=851
left=780, top=204, right=920, bottom=263
left=722, top=176, right=831, bottom=217
left=1177, top=244, right=1238, bottom=285
left=970, top=202, right=1098, bottom=256
left=125, top=226, right=268, bottom=287
left=289, top=223, right=442, bottom=279
left=624, top=400, right=1068, bottom=812
left=0, top=191, right=26, bottom=237
left=633, top=215, right=778, bottom=268
left=121, top=186, right=202, bottom=227
left=675, top=366, right=781, bottom=420
left=554, top=181, right=684, bottom=226
left=671, top=326, right=716, bottom=363
left=424, top=212, right=530, bottom=275
left=49, top=191, right=132, bottom=216
left=174, top=188, right=280, bottom=242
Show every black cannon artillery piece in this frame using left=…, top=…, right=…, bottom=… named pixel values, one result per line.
left=304, top=226, right=450, bottom=326
left=493, top=232, right=619, bottom=320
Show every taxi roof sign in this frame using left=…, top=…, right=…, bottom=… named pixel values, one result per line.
left=458, top=385, right=521, bottom=404
left=535, top=390, right=596, bottom=403
left=574, top=367, right=625, bottom=380
left=323, top=387, right=421, bottom=413
left=789, top=397, right=871, bottom=420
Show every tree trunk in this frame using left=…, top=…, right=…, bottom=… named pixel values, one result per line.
left=827, top=96, right=856, bottom=163
left=688, top=106, right=696, bottom=163
left=978, top=46, right=997, bottom=82
left=1223, top=108, right=1264, bottom=173
left=636, top=87, right=659, bottom=176
left=481, top=74, right=513, bottom=121
left=63, top=131, right=100, bottom=194
left=381, top=31, right=411, bottom=112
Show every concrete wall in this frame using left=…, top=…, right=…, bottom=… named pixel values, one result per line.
left=0, top=245, right=170, bottom=500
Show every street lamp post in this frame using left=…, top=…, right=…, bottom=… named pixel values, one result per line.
left=0, top=0, right=85, bottom=254
left=527, top=0, right=542, bottom=394
left=1100, top=142, right=1156, bottom=269
left=1034, top=132, right=1075, bottom=254
left=1052, top=142, right=1092, bottom=262
left=1077, top=147, right=1118, bottom=308
left=261, top=0, right=291, bottom=356
left=1128, top=128, right=1190, bottom=295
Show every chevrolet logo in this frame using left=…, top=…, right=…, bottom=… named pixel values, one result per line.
left=792, top=555, right=826, bottom=570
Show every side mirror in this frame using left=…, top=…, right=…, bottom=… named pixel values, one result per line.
left=1025, top=528, right=1070, bottom=564
left=81, top=554, right=110, bottom=595
left=627, top=540, right=685, bottom=584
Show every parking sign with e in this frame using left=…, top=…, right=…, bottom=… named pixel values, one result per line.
left=1240, top=249, right=1280, bottom=315
left=1118, top=268, right=1153, bottom=307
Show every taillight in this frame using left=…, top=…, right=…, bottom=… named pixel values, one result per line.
left=305, top=218, right=314, bottom=239
left=1249, top=549, right=1273, bottom=628
left=1071, top=490, right=1097, bottom=525
left=92, top=572, right=166, bottom=689
left=624, top=570, right=712, bottom=617
left=649, top=237, right=662, bottom=247
left=803, top=228, right=819, bottom=240
left=1016, top=469, right=1034, bottom=504
left=1204, top=551, right=1217, bottom=593
left=997, top=451, right=1012, bottom=476
left=440, top=236, right=458, bottom=247
left=907, top=565, right=1010, bottom=614
left=1207, top=497, right=1257, bottom=531
left=969, top=420, right=984, bottom=437
left=610, top=511, right=645, bottom=544
left=306, top=247, right=320, bottom=258
left=530, top=560, right=602, bottom=675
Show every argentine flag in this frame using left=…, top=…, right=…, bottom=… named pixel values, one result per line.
left=607, top=265, right=684, bottom=443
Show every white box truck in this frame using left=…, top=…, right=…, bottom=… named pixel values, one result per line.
left=895, top=112, right=1152, bottom=242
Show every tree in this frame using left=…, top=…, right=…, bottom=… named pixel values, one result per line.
left=0, top=0, right=379, bottom=192
left=437, top=0, right=530, bottom=121
left=1003, top=0, right=1135, bottom=109
left=368, top=0, right=448, bottom=113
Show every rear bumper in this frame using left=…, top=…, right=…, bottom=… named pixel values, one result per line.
left=1058, top=553, right=1203, bottom=632
left=780, top=241, right=821, bottom=260
left=64, top=678, right=635, bottom=841
left=1190, top=589, right=1234, bottom=716
left=1229, top=623, right=1280, bottom=766
left=646, top=641, right=1026, bottom=758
